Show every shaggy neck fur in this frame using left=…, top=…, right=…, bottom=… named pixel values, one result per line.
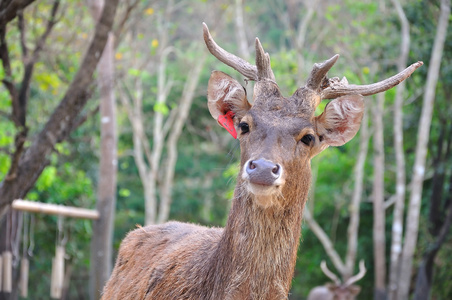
left=206, top=165, right=311, bottom=299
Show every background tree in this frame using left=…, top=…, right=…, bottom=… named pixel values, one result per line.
left=302, top=99, right=370, bottom=292
left=0, top=0, right=119, bottom=215
left=398, top=0, right=450, bottom=298
left=372, top=91, right=386, bottom=300
left=0, top=1, right=450, bottom=299
left=387, top=0, right=410, bottom=298
left=116, top=0, right=210, bottom=225
left=0, top=0, right=119, bottom=298
left=87, top=0, right=118, bottom=298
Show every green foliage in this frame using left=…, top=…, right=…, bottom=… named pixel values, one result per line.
left=2, top=0, right=450, bottom=298
left=127, top=68, right=141, bottom=77
left=153, top=101, right=169, bottom=115
left=35, top=70, right=62, bottom=92
left=223, top=163, right=239, bottom=199
left=24, top=152, right=96, bottom=298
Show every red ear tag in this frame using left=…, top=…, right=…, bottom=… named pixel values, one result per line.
left=218, top=111, right=237, bottom=139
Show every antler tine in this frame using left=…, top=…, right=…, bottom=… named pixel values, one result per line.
left=202, top=23, right=258, bottom=81
left=320, top=260, right=341, bottom=286
left=255, top=37, right=276, bottom=81
left=344, top=260, right=367, bottom=287
left=306, top=54, right=340, bottom=92
left=321, top=61, right=424, bottom=99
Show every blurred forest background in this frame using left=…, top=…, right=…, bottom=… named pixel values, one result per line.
left=0, top=0, right=451, bottom=299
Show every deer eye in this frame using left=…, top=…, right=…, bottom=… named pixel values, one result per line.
left=300, top=134, right=315, bottom=146
left=238, top=122, right=250, bottom=134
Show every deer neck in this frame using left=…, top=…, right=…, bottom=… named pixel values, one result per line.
left=212, top=167, right=311, bottom=298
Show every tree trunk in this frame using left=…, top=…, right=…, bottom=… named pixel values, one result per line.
left=397, top=0, right=450, bottom=298
left=118, top=2, right=203, bottom=225
left=234, top=0, right=252, bottom=97
left=372, top=92, right=386, bottom=300
left=158, top=50, right=207, bottom=224
left=0, top=0, right=120, bottom=216
left=427, top=118, right=450, bottom=236
left=234, top=0, right=249, bottom=60
left=304, top=108, right=370, bottom=281
left=0, top=210, right=22, bottom=300
left=295, top=3, right=315, bottom=84
left=88, top=0, right=117, bottom=298
left=89, top=31, right=117, bottom=300
left=148, top=47, right=172, bottom=225
left=413, top=125, right=452, bottom=299
left=413, top=200, right=452, bottom=300
left=388, top=1, right=410, bottom=298
left=120, top=78, right=158, bottom=225
left=61, top=263, right=74, bottom=300
left=344, top=105, right=370, bottom=280
left=304, top=208, right=346, bottom=275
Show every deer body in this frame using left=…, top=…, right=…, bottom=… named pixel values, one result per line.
left=101, top=24, right=422, bottom=299
left=102, top=160, right=310, bottom=299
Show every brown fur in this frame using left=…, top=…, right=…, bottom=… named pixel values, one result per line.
left=102, top=66, right=364, bottom=299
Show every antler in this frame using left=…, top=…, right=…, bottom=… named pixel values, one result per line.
left=320, top=260, right=341, bottom=286
left=306, top=54, right=339, bottom=92
left=203, top=22, right=422, bottom=102
left=320, top=61, right=423, bottom=100
left=202, top=23, right=275, bottom=82
left=344, top=260, right=367, bottom=287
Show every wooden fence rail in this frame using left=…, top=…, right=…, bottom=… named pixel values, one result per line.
left=11, top=199, right=99, bottom=220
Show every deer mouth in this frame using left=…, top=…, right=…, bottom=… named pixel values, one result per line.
left=246, top=182, right=282, bottom=196
left=244, top=182, right=285, bottom=208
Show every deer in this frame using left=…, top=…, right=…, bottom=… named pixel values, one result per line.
left=101, top=23, right=422, bottom=300
left=307, top=260, right=367, bottom=300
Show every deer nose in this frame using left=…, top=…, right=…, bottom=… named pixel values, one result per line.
left=245, top=159, right=282, bottom=186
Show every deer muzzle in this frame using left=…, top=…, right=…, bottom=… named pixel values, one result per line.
left=244, top=159, right=282, bottom=187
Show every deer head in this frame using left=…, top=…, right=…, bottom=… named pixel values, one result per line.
left=204, top=23, right=422, bottom=209
left=312, top=260, right=367, bottom=300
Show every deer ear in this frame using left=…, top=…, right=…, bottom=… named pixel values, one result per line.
left=207, top=71, right=251, bottom=121
left=314, top=95, right=364, bottom=147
